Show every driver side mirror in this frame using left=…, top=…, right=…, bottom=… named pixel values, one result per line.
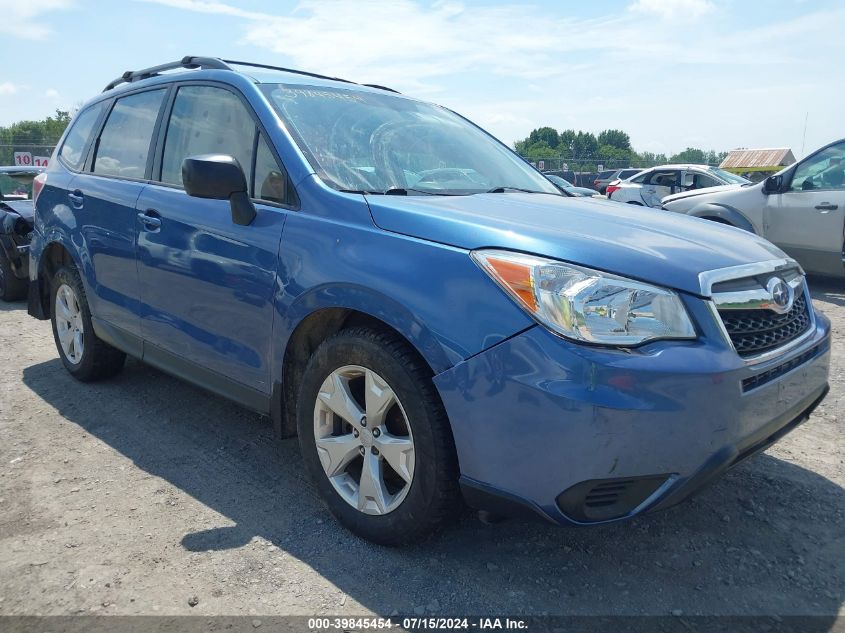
left=182, top=154, right=256, bottom=226
left=762, top=174, right=783, bottom=195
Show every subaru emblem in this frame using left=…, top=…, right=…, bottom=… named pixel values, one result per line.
left=767, top=277, right=793, bottom=313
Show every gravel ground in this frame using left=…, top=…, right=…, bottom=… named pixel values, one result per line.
left=0, top=279, right=843, bottom=618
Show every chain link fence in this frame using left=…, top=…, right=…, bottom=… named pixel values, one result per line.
left=0, top=143, right=58, bottom=168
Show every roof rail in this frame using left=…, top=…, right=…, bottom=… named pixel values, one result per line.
left=221, top=59, right=400, bottom=93
left=220, top=59, right=356, bottom=86
left=103, top=56, right=232, bottom=91
left=102, top=56, right=401, bottom=94
left=363, top=84, right=400, bottom=94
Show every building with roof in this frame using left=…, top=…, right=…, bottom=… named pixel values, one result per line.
left=719, top=148, right=795, bottom=181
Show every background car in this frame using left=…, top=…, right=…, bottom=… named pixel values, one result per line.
left=545, top=174, right=598, bottom=197
left=609, top=164, right=750, bottom=207
left=0, top=166, right=43, bottom=301
left=594, top=168, right=642, bottom=194
left=662, top=139, right=845, bottom=278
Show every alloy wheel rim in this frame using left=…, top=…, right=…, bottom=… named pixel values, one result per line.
left=55, top=284, right=84, bottom=364
left=313, top=365, right=415, bottom=515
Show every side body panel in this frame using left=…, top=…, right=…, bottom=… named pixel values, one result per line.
left=135, top=186, right=288, bottom=392
left=765, top=189, right=845, bottom=277
left=68, top=173, right=146, bottom=337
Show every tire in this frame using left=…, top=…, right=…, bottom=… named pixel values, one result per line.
left=50, top=265, right=126, bottom=381
left=0, top=248, right=27, bottom=302
left=702, top=216, right=732, bottom=226
left=297, top=327, right=461, bottom=545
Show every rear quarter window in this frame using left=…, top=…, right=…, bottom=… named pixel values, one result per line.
left=59, top=103, right=107, bottom=171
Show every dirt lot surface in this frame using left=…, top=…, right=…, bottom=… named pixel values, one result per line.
left=0, top=280, right=843, bottom=619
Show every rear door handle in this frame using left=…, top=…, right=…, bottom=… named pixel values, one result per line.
left=815, top=203, right=838, bottom=211
left=137, top=209, right=162, bottom=231
left=68, top=190, right=84, bottom=208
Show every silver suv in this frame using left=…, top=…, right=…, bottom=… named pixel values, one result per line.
left=662, top=139, right=845, bottom=278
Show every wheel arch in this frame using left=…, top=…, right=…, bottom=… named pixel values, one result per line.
left=33, top=239, right=82, bottom=318
left=687, top=204, right=756, bottom=233
left=274, top=290, right=454, bottom=439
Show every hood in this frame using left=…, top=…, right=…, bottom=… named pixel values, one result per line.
left=661, top=183, right=750, bottom=204
left=0, top=199, right=34, bottom=221
left=366, top=193, right=787, bottom=296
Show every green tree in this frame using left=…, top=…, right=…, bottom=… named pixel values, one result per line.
left=0, top=109, right=71, bottom=165
left=527, top=126, right=559, bottom=149
left=572, top=131, right=598, bottom=158
left=669, top=147, right=709, bottom=164
left=597, top=129, right=631, bottom=152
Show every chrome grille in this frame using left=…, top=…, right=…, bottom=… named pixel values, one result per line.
left=718, top=292, right=811, bottom=358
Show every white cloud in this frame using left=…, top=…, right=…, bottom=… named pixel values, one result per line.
left=45, top=88, right=60, bottom=99
left=0, top=82, right=19, bottom=96
left=0, top=0, right=74, bottom=39
left=136, top=0, right=622, bottom=91
left=137, top=0, right=266, bottom=20
left=628, top=0, right=716, bottom=20
left=132, top=0, right=843, bottom=154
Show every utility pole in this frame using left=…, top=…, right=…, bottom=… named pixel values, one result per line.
left=800, top=112, right=808, bottom=157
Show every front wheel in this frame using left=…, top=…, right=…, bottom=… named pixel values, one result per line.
left=50, top=265, right=126, bottom=381
left=297, top=328, right=461, bottom=545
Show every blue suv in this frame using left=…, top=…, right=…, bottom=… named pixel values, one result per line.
left=28, top=57, right=831, bottom=545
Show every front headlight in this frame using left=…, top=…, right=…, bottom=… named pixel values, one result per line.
left=472, top=249, right=696, bottom=346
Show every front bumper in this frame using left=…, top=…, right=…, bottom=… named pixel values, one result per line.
left=434, top=310, right=831, bottom=526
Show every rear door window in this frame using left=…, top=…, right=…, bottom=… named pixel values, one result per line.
left=93, top=89, right=167, bottom=179
left=59, top=102, right=107, bottom=171
left=160, top=85, right=256, bottom=187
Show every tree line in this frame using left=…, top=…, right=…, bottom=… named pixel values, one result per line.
left=514, top=126, right=728, bottom=172
left=0, top=110, right=71, bottom=165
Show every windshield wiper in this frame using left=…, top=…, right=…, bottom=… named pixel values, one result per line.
left=384, top=187, right=460, bottom=196
left=486, top=186, right=542, bottom=194
left=339, top=188, right=384, bottom=195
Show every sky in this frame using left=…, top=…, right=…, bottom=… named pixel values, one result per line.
left=0, top=0, right=843, bottom=158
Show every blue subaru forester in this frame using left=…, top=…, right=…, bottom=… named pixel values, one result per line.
left=28, top=57, right=830, bottom=545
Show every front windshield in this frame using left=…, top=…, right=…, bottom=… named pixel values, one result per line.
left=708, top=167, right=750, bottom=185
left=261, top=84, right=559, bottom=196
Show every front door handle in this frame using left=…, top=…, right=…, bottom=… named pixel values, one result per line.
left=68, top=190, right=84, bottom=208
left=137, top=209, right=162, bottom=231
left=815, top=203, right=838, bottom=212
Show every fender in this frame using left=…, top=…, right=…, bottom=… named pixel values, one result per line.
left=687, top=203, right=756, bottom=234
left=27, top=225, right=88, bottom=320
left=275, top=283, right=454, bottom=378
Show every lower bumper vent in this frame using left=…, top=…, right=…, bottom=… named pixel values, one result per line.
left=557, top=475, right=670, bottom=522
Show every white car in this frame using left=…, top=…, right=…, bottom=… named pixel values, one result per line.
left=608, top=164, right=749, bottom=207
left=662, top=138, right=845, bottom=278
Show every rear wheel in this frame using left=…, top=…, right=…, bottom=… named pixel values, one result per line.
left=297, top=327, right=461, bottom=545
left=50, top=265, right=126, bottom=381
left=0, top=249, right=27, bottom=302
